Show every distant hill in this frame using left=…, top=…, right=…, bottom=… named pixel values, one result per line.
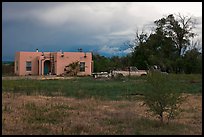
left=2, top=61, right=14, bottom=65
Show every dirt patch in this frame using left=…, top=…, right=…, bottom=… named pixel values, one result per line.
left=2, top=92, right=202, bottom=135
left=2, top=76, right=75, bottom=80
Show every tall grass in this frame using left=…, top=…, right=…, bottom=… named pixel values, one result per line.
left=2, top=74, right=202, bottom=100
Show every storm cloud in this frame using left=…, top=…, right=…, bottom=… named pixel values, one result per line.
left=2, top=2, right=202, bottom=61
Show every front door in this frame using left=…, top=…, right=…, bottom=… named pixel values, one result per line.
left=44, top=60, right=51, bottom=75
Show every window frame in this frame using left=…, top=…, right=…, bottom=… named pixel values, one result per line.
left=26, top=61, right=32, bottom=71
left=79, top=62, right=85, bottom=72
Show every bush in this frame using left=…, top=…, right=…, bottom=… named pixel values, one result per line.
left=2, top=63, right=15, bottom=76
left=113, top=73, right=125, bottom=81
left=143, top=70, right=184, bottom=124
left=64, top=61, right=80, bottom=76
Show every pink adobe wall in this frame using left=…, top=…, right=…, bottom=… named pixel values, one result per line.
left=38, top=52, right=54, bottom=75
left=55, top=52, right=93, bottom=76
left=15, top=52, right=42, bottom=76
left=14, top=51, right=93, bottom=76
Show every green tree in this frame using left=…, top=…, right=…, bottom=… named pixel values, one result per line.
left=131, top=43, right=150, bottom=70
left=120, top=55, right=132, bottom=69
left=183, top=48, right=202, bottom=74
left=130, top=29, right=150, bottom=69
left=154, top=14, right=197, bottom=56
left=145, top=29, right=178, bottom=72
left=92, top=53, right=133, bottom=72
left=2, top=62, right=15, bottom=76
left=143, top=71, right=184, bottom=124
left=92, top=53, right=112, bottom=72
left=129, top=13, right=198, bottom=73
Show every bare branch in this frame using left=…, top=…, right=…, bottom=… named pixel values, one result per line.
left=189, top=38, right=202, bottom=51
left=123, top=40, right=135, bottom=51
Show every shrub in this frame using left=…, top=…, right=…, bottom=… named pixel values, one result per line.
left=143, top=70, right=184, bottom=124
left=2, top=63, right=15, bottom=76
left=113, top=73, right=125, bottom=81
left=64, top=61, right=80, bottom=76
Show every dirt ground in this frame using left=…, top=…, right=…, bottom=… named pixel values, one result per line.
left=2, top=76, right=74, bottom=80
left=2, top=92, right=202, bottom=135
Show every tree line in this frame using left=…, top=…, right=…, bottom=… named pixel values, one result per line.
left=93, top=14, right=202, bottom=74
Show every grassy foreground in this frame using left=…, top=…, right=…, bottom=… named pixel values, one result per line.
left=2, top=74, right=202, bottom=100
left=2, top=74, right=202, bottom=135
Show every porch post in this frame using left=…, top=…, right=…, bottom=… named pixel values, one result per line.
left=38, top=60, right=40, bottom=75
left=41, top=60, right=44, bottom=75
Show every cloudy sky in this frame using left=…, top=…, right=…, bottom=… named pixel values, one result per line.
left=2, top=2, right=202, bottom=61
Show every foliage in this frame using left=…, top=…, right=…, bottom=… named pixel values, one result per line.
left=2, top=62, right=15, bottom=76
left=64, top=61, right=80, bottom=76
left=183, top=49, right=202, bottom=74
left=129, top=13, right=201, bottom=73
left=92, top=53, right=131, bottom=72
left=143, top=70, right=184, bottom=123
left=91, top=14, right=201, bottom=74
left=112, top=73, right=125, bottom=81
left=93, top=54, right=112, bottom=72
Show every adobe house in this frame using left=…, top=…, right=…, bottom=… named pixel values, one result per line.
left=14, top=49, right=93, bottom=76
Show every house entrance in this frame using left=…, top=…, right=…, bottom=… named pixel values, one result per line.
left=44, top=60, right=51, bottom=75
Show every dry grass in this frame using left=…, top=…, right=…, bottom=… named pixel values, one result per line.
left=2, top=92, right=202, bottom=135
left=2, top=76, right=75, bottom=80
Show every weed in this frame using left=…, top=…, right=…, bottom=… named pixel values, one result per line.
left=2, top=105, right=12, bottom=113
left=24, top=102, right=68, bottom=125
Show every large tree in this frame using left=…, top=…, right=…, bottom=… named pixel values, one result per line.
left=154, top=14, right=197, bottom=56
left=130, top=13, right=200, bottom=73
left=130, top=28, right=151, bottom=69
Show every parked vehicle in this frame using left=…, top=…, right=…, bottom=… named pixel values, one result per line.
left=92, top=67, right=147, bottom=78
left=92, top=72, right=110, bottom=78
left=111, top=66, right=147, bottom=77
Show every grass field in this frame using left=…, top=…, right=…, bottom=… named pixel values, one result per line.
left=2, top=74, right=202, bottom=135
left=2, top=74, right=202, bottom=100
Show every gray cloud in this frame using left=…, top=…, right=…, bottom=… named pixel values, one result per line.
left=2, top=2, right=202, bottom=60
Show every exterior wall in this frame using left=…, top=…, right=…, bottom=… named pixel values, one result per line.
left=15, top=52, right=42, bottom=76
left=14, top=51, right=93, bottom=76
left=55, top=52, right=92, bottom=76
left=39, top=52, right=54, bottom=75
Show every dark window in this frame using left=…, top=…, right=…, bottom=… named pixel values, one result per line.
left=80, top=62, right=85, bottom=72
left=16, top=61, right=18, bottom=71
left=26, top=61, right=32, bottom=71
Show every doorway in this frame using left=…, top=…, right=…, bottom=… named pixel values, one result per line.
left=44, top=60, right=51, bottom=75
